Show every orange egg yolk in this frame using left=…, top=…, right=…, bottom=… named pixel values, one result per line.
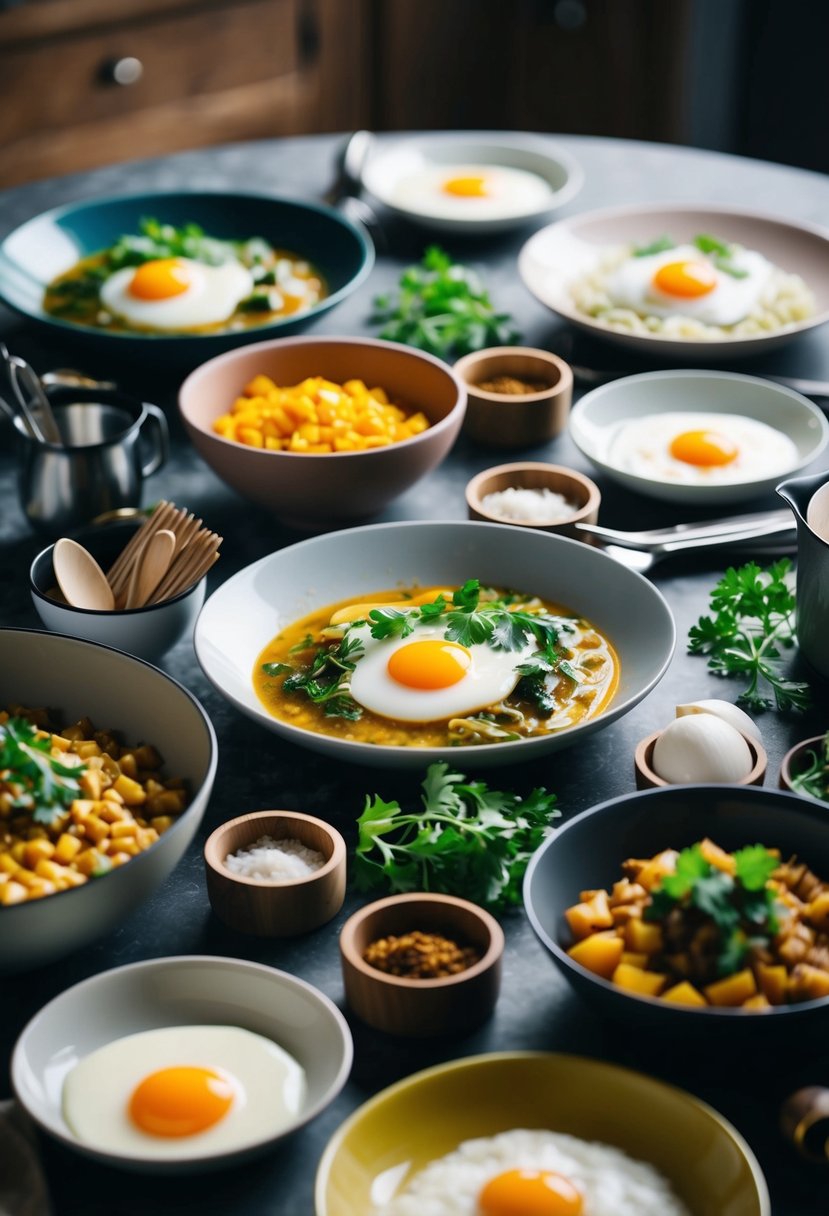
left=443, top=175, right=489, bottom=197
left=129, top=258, right=192, bottom=300
left=128, top=1066, right=234, bottom=1137
left=479, top=1168, right=584, bottom=1216
left=669, top=429, right=739, bottom=467
left=387, top=639, right=472, bottom=689
left=652, top=259, right=717, bottom=298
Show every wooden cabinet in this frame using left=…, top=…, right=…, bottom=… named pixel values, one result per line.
left=0, top=0, right=370, bottom=188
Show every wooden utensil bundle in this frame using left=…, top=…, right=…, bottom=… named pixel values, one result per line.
left=107, top=501, right=222, bottom=609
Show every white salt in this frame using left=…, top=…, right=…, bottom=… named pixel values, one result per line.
left=481, top=486, right=577, bottom=523
left=225, top=834, right=325, bottom=882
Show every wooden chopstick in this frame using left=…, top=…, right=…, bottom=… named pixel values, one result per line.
left=149, top=531, right=222, bottom=604
left=108, top=501, right=177, bottom=600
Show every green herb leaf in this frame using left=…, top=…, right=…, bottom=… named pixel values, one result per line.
left=354, top=762, right=559, bottom=912
left=0, top=717, right=87, bottom=827
left=368, top=607, right=416, bottom=640
left=687, top=560, right=811, bottom=713
left=733, top=844, right=780, bottom=891
left=261, top=661, right=293, bottom=677
left=372, top=247, right=519, bottom=359
left=633, top=235, right=675, bottom=256
left=693, top=233, right=732, bottom=256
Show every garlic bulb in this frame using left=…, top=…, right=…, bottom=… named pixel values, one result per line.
left=652, top=714, right=754, bottom=783
left=675, top=698, right=761, bottom=741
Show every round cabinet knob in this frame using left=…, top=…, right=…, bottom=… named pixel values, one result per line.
left=99, top=57, right=144, bottom=87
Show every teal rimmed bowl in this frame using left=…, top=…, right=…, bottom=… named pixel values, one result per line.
left=0, top=190, right=374, bottom=363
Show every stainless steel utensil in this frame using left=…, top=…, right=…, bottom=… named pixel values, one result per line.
left=576, top=508, right=794, bottom=550
left=570, top=360, right=829, bottom=399
left=322, top=130, right=385, bottom=249
left=0, top=344, right=62, bottom=443
left=589, top=523, right=797, bottom=575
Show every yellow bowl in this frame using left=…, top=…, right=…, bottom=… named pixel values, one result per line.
left=315, top=1052, right=769, bottom=1216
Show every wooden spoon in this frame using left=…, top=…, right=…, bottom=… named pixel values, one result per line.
left=125, top=529, right=176, bottom=609
left=53, top=538, right=115, bottom=611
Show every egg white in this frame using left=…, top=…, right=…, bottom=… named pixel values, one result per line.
left=607, top=411, right=799, bottom=485
left=62, top=1025, right=306, bottom=1159
left=348, top=618, right=536, bottom=723
left=391, top=164, right=552, bottom=221
left=604, top=244, right=773, bottom=326
left=99, top=258, right=253, bottom=330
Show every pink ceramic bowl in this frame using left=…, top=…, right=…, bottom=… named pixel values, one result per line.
left=179, top=336, right=466, bottom=528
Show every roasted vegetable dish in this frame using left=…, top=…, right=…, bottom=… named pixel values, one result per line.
left=0, top=708, right=188, bottom=905
left=564, top=838, right=829, bottom=1008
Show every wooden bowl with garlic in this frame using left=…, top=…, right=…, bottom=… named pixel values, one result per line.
left=634, top=700, right=767, bottom=790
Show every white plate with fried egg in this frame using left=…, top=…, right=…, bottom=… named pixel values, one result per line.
left=361, top=134, right=583, bottom=233
left=519, top=203, right=829, bottom=358
left=569, top=369, right=829, bottom=505
left=12, top=955, right=352, bottom=1172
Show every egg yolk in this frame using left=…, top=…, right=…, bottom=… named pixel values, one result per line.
left=479, top=1168, right=584, bottom=1216
left=443, top=175, right=489, bottom=197
left=652, top=260, right=717, bottom=298
left=129, top=1066, right=234, bottom=1137
left=387, top=639, right=472, bottom=689
left=129, top=258, right=192, bottom=300
left=669, top=429, right=739, bottom=467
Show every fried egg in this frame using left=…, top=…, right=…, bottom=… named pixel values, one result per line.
left=99, top=256, right=253, bottom=330
left=604, top=244, right=773, bottom=326
left=62, top=1025, right=305, bottom=1159
left=391, top=164, right=552, bottom=221
left=608, top=411, right=799, bottom=485
left=348, top=618, right=535, bottom=722
left=383, top=1128, right=691, bottom=1216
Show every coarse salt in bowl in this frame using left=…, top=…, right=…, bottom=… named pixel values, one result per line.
left=204, top=811, right=346, bottom=937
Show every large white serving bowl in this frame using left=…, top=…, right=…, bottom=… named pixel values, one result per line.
left=12, top=955, right=353, bottom=1173
left=0, top=629, right=217, bottom=973
left=569, top=369, right=829, bottom=506
left=194, top=521, right=675, bottom=769
left=361, top=133, right=583, bottom=233
left=519, top=203, right=829, bottom=359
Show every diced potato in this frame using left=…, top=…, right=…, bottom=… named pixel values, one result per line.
left=789, top=963, right=829, bottom=1002
left=704, top=968, right=757, bottom=1007
left=624, top=919, right=664, bottom=954
left=756, top=962, right=788, bottom=1005
left=662, top=981, right=707, bottom=1007
left=806, top=891, right=829, bottom=932
left=565, top=890, right=613, bottom=939
left=699, top=838, right=737, bottom=875
left=611, top=963, right=667, bottom=997
left=620, top=951, right=649, bottom=969
left=742, top=994, right=771, bottom=1010
left=113, top=775, right=147, bottom=806
left=23, top=838, right=54, bottom=869
left=635, top=849, right=679, bottom=892
left=567, top=930, right=624, bottom=979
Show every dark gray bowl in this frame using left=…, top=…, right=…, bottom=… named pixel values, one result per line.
left=524, top=785, right=829, bottom=1037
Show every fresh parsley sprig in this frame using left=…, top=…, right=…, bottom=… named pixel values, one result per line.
left=791, top=731, right=829, bottom=803
left=262, top=632, right=365, bottom=720
left=372, top=246, right=519, bottom=359
left=688, top=559, right=811, bottom=712
left=0, top=717, right=86, bottom=826
left=354, top=762, right=559, bottom=912
left=646, top=843, right=782, bottom=977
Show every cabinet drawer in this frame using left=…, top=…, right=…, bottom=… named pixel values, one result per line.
left=0, top=0, right=298, bottom=144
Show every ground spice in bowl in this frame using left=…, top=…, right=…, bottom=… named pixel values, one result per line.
left=363, top=930, right=482, bottom=979
left=476, top=375, right=551, bottom=395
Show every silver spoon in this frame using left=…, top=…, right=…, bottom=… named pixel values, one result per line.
left=53, top=538, right=115, bottom=611
left=0, top=344, right=61, bottom=444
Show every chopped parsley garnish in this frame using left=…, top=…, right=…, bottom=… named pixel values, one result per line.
left=354, top=762, right=559, bottom=912
left=0, top=717, right=86, bottom=826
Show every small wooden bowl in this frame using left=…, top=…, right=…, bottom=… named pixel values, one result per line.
left=339, top=893, right=504, bottom=1038
left=454, top=347, right=573, bottom=448
left=634, top=729, right=767, bottom=790
left=780, top=1086, right=829, bottom=1162
left=204, top=810, right=346, bottom=937
left=465, top=462, right=600, bottom=538
left=779, top=736, right=827, bottom=799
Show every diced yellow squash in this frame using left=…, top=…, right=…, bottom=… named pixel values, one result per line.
left=742, top=994, right=771, bottom=1010
left=0, top=880, right=28, bottom=905
left=611, top=963, right=667, bottom=997
left=624, top=918, right=664, bottom=954
left=635, top=849, right=679, bottom=892
left=662, top=981, right=707, bottom=1007
left=806, top=891, right=829, bottom=931
left=23, top=838, right=54, bottom=868
left=567, top=930, right=624, bottom=979
left=789, top=963, right=829, bottom=1002
left=756, top=962, right=788, bottom=1006
left=113, top=774, right=147, bottom=806
left=565, top=890, right=613, bottom=941
left=704, top=968, right=757, bottom=1007
left=699, top=838, right=737, bottom=875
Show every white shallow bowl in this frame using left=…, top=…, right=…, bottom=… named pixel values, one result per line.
left=519, top=203, right=829, bottom=359
left=361, top=133, right=583, bottom=233
left=12, top=955, right=353, bottom=1173
left=569, top=369, right=829, bottom=506
left=0, top=629, right=216, bottom=973
left=194, top=520, right=675, bottom=769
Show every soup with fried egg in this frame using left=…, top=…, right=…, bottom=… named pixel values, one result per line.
left=253, top=582, right=618, bottom=748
